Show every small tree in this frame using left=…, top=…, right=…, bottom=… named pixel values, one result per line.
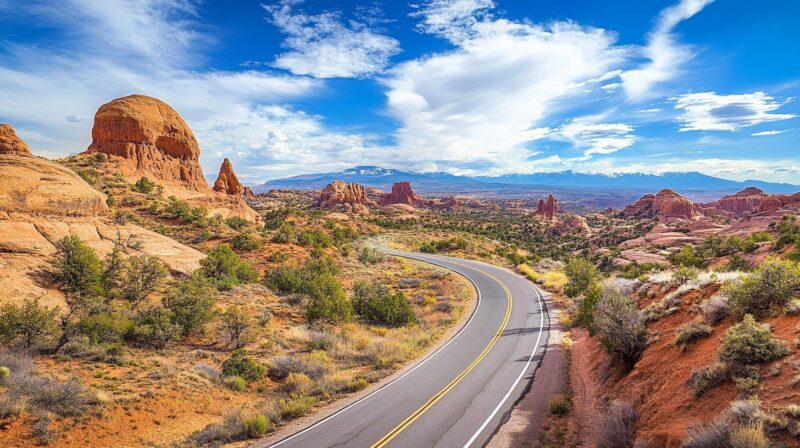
left=0, top=297, right=59, bottom=349
left=564, top=257, right=597, bottom=298
left=221, top=349, right=265, bottom=382
left=352, top=282, right=415, bottom=327
left=201, top=244, right=258, bottom=290
left=593, top=287, right=650, bottom=368
left=163, top=274, right=217, bottom=336
left=50, top=235, right=102, bottom=299
left=121, top=256, right=166, bottom=310
left=131, top=306, right=180, bottom=349
left=132, top=177, right=155, bottom=194
left=100, top=244, right=125, bottom=300
left=221, top=306, right=254, bottom=349
left=305, top=273, right=352, bottom=322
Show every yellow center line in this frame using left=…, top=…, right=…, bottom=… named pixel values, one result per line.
left=370, top=261, right=513, bottom=448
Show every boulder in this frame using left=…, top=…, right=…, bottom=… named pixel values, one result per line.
left=380, top=182, right=420, bottom=206
left=85, top=94, right=207, bottom=191
left=0, top=124, right=31, bottom=156
left=213, top=158, right=246, bottom=196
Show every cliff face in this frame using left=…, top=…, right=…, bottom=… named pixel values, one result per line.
left=380, top=182, right=420, bottom=206
left=85, top=95, right=208, bottom=191
left=0, top=124, right=31, bottom=156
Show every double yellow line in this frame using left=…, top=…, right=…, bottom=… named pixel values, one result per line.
left=370, top=263, right=513, bottom=448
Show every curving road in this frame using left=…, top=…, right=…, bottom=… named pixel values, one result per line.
left=258, top=250, right=550, bottom=448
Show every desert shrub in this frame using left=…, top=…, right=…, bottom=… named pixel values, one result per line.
left=548, top=394, right=571, bottom=416
left=120, top=255, right=166, bottom=310
left=201, top=244, right=259, bottom=290
left=718, top=314, right=788, bottom=366
left=331, top=225, right=358, bottom=246
left=164, top=196, right=191, bottom=218
left=0, top=395, right=24, bottom=419
left=223, top=375, right=247, bottom=392
left=701, top=295, right=730, bottom=325
left=305, top=273, right=352, bottom=322
left=593, top=287, right=650, bottom=368
left=33, top=412, right=57, bottom=445
left=576, top=283, right=602, bottom=332
left=231, top=233, right=262, bottom=251
left=50, top=235, right=102, bottom=299
left=131, top=176, right=155, bottom=194
left=271, top=222, right=295, bottom=244
left=13, top=376, right=95, bottom=417
left=278, top=394, right=317, bottom=420
left=594, top=400, right=639, bottom=448
left=269, top=355, right=326, bottom=380
left=188, top=409, right=255, bottom=444
left=683, top=415, right=732, bottom=448
left=688, top=362, right=730, bottom=397
left=225, top=216, right=249, bottom=231
left=671, top=245, right=705, bottom=268
left=130, top=306, right=180, bottom=349
left=163, top=274, right=217, bottom=336
left=220, top=306, right=254, bottom=348
left=729, top=421, right=768, bottom=448
left=564, top=257, right=597, bottom=298
left=283, top=372, right=312, bottom=392
left=675, top=321, right=712, bottom=350
left=420, top=237, right=467, bottom=253
left=221, top=349, right=265, bottom=382
left=77, top=312, right=133, bottom=344
left=359, top=246, right=385, bottom=264
left=352, top=282, right=415, bottom=327
left=672, top=266, right=699, bottom=286
left=724, top=258, right=800, bottom=319
left=297, top=229, right=333, bottom=248
left=243, top=414, right=269, bottom=438
left=0, top=297, right=59, bottom=350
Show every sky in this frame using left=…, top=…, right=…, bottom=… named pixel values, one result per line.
left=0, top=0, right=798, bottom=185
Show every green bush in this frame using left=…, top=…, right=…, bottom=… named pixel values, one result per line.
left=221, top=306, right=254, bottom=348
left=331, top=225, right=359, bottom=246
left=243, top=414, right=269, bottom=437
left=688, top=362, right=729, bottom=397
left=225, top=216, right=249, bottom=231
left=305, top=273, right=352, bottom=322
left=132, top=177, right=155, bottom=194
left=593, top=287, right=650, bottom=368
left=120, top=256, right=166, bottom=310
left=548, top=394, right=571, bottom=416
left=674, top=321, right=712, bottom=350
left=131, top=306, right=180, bottom=349
left=671, top=266, right=698, bottom=286
left=278, top=394, right=317, bottom=420
left=0, top=297, right=59, bottom=349
left=77, top=312, right=133, bottom=344
left=223, top=376, right=247, bottom=392
left=670, top=245, right=705, bottom=268
left=164, top=196, right=191, bottom=219
left=564, top=257, right=597, bottom=298
left=51, top=235, right=102, bottom=299
left=297, top=229, right=333, bottom=248
left=200, top=244, right=259, bottom=290
left=231, top=233, right=262, bottom=252
left=576, top=283, right=601, bottom=333
left=221, top=349, right=265, bottom=383
left=163, top=274, right=217, bottom=336
left=271, top=222, right=295, bottom=244
left=718, top=314, right=789, bottom=366
left=420, top=237, right=467, bottom=254
left=352, top=282, right=415, bottom=327
left=358, top=247, right=385, bottom=264
left=265, top=255, right=340, bottom=296
left=725, top=258, right=800, bottom=319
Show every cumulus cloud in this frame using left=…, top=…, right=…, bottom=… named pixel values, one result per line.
left=621, top=0, right=714, bottom=99
left=385, top=4, right=625, bottom=173
left=674, top=91, right=796, bottom=131
left=558, top=121, right=636, bottom=157
left=265, top=0, right=401, bottom=78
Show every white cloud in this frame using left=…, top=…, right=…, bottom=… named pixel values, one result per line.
left=674, top=91, right=796, bottom=131
left=265, top=0, right=401, bottom=78
left=385, top=6, right=625, bottom=173
left=752, top=129, right=791, bottom=137
left=558, top=121, right=636, bottom=156
left=621, top=0, right=714, bottom=99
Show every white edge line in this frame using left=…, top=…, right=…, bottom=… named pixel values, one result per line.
left=267, top=251, right=484, bottom=448
left=463, top=275, right=546, bottom=448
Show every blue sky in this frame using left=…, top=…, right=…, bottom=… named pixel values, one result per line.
left=0, top=0, right=798, bottom=184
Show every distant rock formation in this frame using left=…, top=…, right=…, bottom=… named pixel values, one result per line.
left=536, top=194, right=558, bottom=221
left=317, top=181, right=370, bottom=213
left=380, top=182, right=420, bottom=206
left=622, top=189, right=697, bottom=221
left=85, top=94, right=207, bottom=191
left=0, top=124, right=31, bottom=156
left=557, top=215, right=591, bottom=234
left=213, top=158, right=247, bottom=196
left=700, top=187, right=800, bottom=218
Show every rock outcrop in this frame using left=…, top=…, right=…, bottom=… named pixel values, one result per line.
left=380, top=182, right=420, bottom=206
left=557, top=215, right=591, bottom=234
left=701, top=187, right=800, bottom=218
left=317, top=181, right=370, bottom=213
left=0, top=124, right=31, bottom=156
left=85, top=95, right=207, bottom=191
left=536, top=194, right=558, bottom=221
left=213, top=158, right=246, bottom=196
left=623, top=189, right=697, bottom=221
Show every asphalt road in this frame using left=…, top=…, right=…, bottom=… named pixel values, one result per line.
left=260, top=250, right=550, bottom=448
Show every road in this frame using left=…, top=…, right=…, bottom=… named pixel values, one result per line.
left=260, top=250, right=550, bottom=448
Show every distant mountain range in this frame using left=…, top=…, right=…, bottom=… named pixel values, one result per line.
left=253, top=166, right=800, bottom=198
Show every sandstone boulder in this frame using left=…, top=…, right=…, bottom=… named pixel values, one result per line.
left=85, top=95, right=207, bottom=191
left=0, top=124, right=31, bottom=156
left=380, top=182, right=420, bottom=206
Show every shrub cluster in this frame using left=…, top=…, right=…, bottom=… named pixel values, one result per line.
left=352, top=282, right=416, bottom=327
left=592, top=287, right=649, bottom=368
left=221, top=349, right=265, bottom=383
left=265, top=256, right=352, bottom=322
left=718, top=314, right=789, bottom=366
left=724, top=258, right=800, bottom=319
left=419, top=237, right=467, bottom=253
left=201, top=244, right=259, bottom=291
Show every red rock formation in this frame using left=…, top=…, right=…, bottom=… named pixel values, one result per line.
left=622, top=189, right=697, bottom=221
left=380, top=182, right=420, bottom=206
left=84, top=95, right=208, bottom=190
left=317, top=181, right=369, bottom=213
left=557, top=215, right=591, bottom=234
left=536, top=193, right=558, bottom=221
left=0, top=124, right=31, bottom=156
left=702, top=187, right=800, bottom=218
left=213, top=158, right=247, bottom=196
